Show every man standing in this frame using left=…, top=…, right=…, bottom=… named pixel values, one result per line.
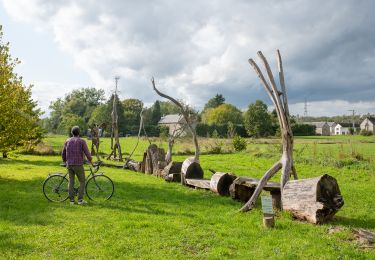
left=62, top=126, right=93, bottom=205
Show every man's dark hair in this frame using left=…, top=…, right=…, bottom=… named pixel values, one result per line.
left=71, top=126, right=80, bottom=136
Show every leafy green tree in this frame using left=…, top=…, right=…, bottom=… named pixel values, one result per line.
left=151, top=100, right=161, bottom=125
left=58, top=113, right=86, bottom=136
left=243, top=100, right=272, bottom=137
left=88, top=104, right=111, bottom=132
left=122, top=98, right=143, bottom=126
left=203, top=94, right=225, bottom=112
left=202, top=104, right=242, bottom=125
left=0, top=26, right=43, bottom=157
left=160, top=101, right=180, bottom=115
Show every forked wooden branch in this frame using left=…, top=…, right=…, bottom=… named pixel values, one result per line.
left=240, top=50, right=296, bottom=212
left=151, top=77, right=199, bottom=161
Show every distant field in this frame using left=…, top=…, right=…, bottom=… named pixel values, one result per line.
left=0, top=134, right=374, bottom=258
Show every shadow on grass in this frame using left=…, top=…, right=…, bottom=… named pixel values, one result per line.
left=332, top=215, right=375, bottom=229
left=0, top=158, right=59, bottom=167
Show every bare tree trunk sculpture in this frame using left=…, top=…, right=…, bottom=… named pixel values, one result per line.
left=165, top=123, right=186, bottom=164
left=151, top=77, right=203, bottom=184
left=107, top=77, right=123, bottom=161
left=240, top=50, right=297, bottom=212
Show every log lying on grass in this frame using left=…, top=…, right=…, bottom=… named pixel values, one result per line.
left=181, top=157, right=204, bottom=180
left=282, top=174, right=344, bottom=224
left=124, top=159, right=142, bottom=172
left=162, top=161, right=183, bottom=179
left=210, top=172, right=237, bottom=196
left=185, top=179, right=211, bottom=189
left=229, top=177, right=281, bottom=210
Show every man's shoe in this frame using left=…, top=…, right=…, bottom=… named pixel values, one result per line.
left=70, top=201, right=76, bottom=205
left=78, top=200, right=88, bottom=205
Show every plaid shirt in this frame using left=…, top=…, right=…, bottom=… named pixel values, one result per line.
left=62, top=137, right=92, bottom=166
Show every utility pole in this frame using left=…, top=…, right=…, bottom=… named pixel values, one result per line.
left=304, top=97, right=308, bottom=118
left=348, top=109, right=355, bottom=129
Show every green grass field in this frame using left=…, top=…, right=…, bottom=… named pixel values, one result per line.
left=1, top=135, right=375, bottom=258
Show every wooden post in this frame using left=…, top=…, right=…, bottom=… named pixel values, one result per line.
left=262, top=195, right=275, bottom=228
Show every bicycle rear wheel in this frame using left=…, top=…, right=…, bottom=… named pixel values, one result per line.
left=43, top=174, right=69, bottom=202
left=85, top=175, right=114, bottom=201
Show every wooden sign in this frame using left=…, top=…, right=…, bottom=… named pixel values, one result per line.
left=261, top=195, right=274, bottom=215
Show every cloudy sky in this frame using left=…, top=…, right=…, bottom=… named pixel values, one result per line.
left=1, top=0, right=375, bottom=117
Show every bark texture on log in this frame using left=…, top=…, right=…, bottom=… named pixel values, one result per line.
left=210, top=172, right=237, bottom=196
left=229, top=177, right=280, bottom=203
left=181, top=157, right=204, bottom=179
left=143, top=144, right=166, bottom=175
left=282, top=174, right=344, bottom=224
left=185, top=179, right=211, bottom=190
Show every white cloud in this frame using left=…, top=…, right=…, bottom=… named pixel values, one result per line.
left=3, top=0, right=375, bottom=115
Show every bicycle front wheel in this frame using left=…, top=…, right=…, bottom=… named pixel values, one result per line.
left=43, top=174, right=69, bottom=202
left=85, top=175, right=114, bottom=201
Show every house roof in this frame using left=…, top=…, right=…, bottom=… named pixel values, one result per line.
left=158, top=114, right=185, bottom=124
left=365, top=117, right=375, bottom=124
left=305, top=122, right=328, bottom=128
left=327, top=122, right=337, bottom=127
left=336, top=123, right=360, bottom=128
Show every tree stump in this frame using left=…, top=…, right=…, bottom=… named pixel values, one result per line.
left=282, top=174, right=344, bottom=224
left=143, top=144, right=166, bottom=175
left=210, top=172, right=237, bottom=196
left=181, top=157, right=204, bottom=180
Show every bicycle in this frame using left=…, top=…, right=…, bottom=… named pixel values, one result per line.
left=43, top=161, right=114, bottom=202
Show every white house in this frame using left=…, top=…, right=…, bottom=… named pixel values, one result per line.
left=360, top=117, right=375, bottom=133
left=327, top=122, right=337, bottom=135
left=334, top=123, right=359, bottom=135
left=158, top=114, right=187, bottom=136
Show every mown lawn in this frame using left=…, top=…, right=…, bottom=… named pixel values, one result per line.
left=0, top=135, right=374, bottom=258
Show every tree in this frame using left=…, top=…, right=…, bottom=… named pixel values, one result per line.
left=122, top=98, right=143, bottom=126
left=58, top=113, right=86, bottom=136
left=202, top=104, right=243, bottom=125
left=46, top=88, right=105, bottom=133
left=243, top=100, right=273, bottom=137
left=151, top=100, right=161, bottom=125
left=0, top=26, right=43, bottom=157
left=88, top=104, right=111, bottom=133
left=160, top=101, right=180, bottom=115
left=203, top=94, right=225, bottom=112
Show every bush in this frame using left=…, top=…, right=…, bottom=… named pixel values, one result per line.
left=232, top=135, right=247, bottom=151
left=195, top=123, right=247, bottom=138
left=360, top=129, right=373, bottom=136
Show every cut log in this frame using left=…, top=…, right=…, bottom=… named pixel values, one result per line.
left=210, top=172, right=237, bottom=196
left=282, top=174, right=344, bottom=224
left=162, top=161, right=182, bottom=178
left=144, top=144, right=166, bottom=175
left=181, top=157, right=204, bottom=180
left=229, top=177, right=280, bottom=203
left=185, top=179, right=211, bottom=190
left=125, top=159, right=141, bottom=172
left=165, top=173, right=181, bottom=182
